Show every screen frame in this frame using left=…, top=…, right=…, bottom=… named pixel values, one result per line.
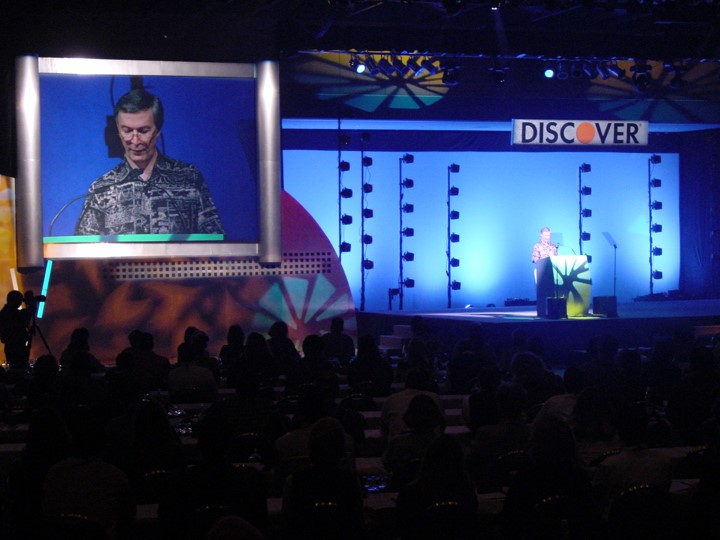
left=14, top=56, right=282, bottom=268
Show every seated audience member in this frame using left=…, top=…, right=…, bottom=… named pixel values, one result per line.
left=228, top=331, right=279, bottom=391
left=462, top=363, right=502, bottom=434
left=571, top=386, right=622, bottom=469
left=396, top=434, right=478, bottom=540
left=167, top=341, right=218, bottom=403
left=219, top=324, right=245, bottom=382
left=284, top=334, right=338, bottom=397
left=383, top=393, right=446, bottom=489
left=42, top=406, right=135, bottom=540
left=592, top=401, right=674, bottom=517
left=449, top=324, right=497, bottom=395
left=267, top=321, right=300, bottom=377
left=346, top=334, right=394, bottom=397
left=158, top=408, right=269, bottom=539
left=281, top=417, right=365, bottom=540
left=17, top=354, right=61, bottom=412
left=116, top=330, right=171, bottom=393
left=59, top=327, right=105, bottom=375
left=320, top=316, right=356, bottom=367
left=501, top=415, right=594, bottom=539
left=191, top=329, right=222, bottom=383
left=380, top=367, right=444, bottom=446
left=532, top=364, right=586, bottom=428
left=469, top=382, right=531, bottom=491
left=510, top=351, right=562, bottom=414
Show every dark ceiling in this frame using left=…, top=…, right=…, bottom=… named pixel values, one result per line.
left=1, top=0, right=719, bottom=64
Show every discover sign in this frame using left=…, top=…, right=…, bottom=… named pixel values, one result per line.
left=512, top=120, right=648, bottom=146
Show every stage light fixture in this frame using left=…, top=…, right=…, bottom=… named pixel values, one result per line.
left=340, top=188, right=353, bottom=198
left=363, top=260, right=375, bottom=270
left=339, top=160, right=350, bottom=172
left=580, top=163, right=591, bottom=173
left=596, top=62, right=611, bottom=80
left=389, top=287, right=400, bottom=296
left=377, top=57, right=394, bottom=76
left=401, top=153, right=414, bottom=164
left=543, top=62, right=555, bottom=79
left=363, top=183, right=373, bottom=194
left=651, top=224, right=663, bottom=233
left=651, top=178, right=662, bottom=188
left=652, top=247, right=663, bottom=256
left=364, top=56, right=380, bottom=76
left=652, top=270, right=663, bottom=280
left=450, top=258, right=460, bottom=267
left=362, top=208, right=374, bottom=218
left=393, top=56, right=410, bottom=76
left=631, top=61, right=652, bottom=91
left=401, top=178, right=414, bottom=188
left=402, top=251, right=415, bottom=262
left=402, top=203, right=414, bottom=213
left=449, top=164, right=460, bottom=173
left=582, top=62, right=595, bottom=78
left=340, top=242, right=351, bottom=253
left=451, top=280, right=461, bottom=291
left=402, top=227, right=414, bottom=237
left=403, top=278, right=415, bottom=288
left=450, top=233, right=460, bottom=243
left=449, top=186, right=460, bottom=196
left=442, top=67, right=460, bottom=86
left=581, top=186, right=592, bottom=196
left=407, top=58, right=422, bottom=75
left=362, top=156, right=373, bottom=167
left=581, top=232, right=591, bottom=241
left=668, top=65, right=689, bottom=90
left=650, top=155, right=662, bottom=164
left=350, top=56, right=365, bottom=74
left=450, top=210, right=460, bottom=220
left=586, top=255, right=592, bottom=263
left=582, top=209, right=592, bottom=218
left=556, top=62, right=569, bottom=80
left=651, top=201, right=663, bottom=210
left=607, top=63, right=625, bottom=79
left=421, top=59, right=438, bottom=75
left=341, top=214, right=353, bottom=225
left=362, top=234, right=373, bottom=244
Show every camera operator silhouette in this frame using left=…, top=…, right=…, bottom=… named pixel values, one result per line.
left=0, top=291, right=33, bottom=370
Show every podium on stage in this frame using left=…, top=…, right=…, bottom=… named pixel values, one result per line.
left=536, top=255, right=592, bottom=318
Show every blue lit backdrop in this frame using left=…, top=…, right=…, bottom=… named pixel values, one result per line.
left=285, top=148, right=679, bottom=312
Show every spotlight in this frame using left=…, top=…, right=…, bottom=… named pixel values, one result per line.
left=350, top=56, right=365, bottom=74
left=407, top=58, right=422, bottom=75
left=392, top=56, right=410, bottom=76
left=652, top=270, right=663, bottom=280
left=451, top=280, right=462, bottom=291
left=340, top=188, right=353, bottom=198
left=581, top=232, right=591, bottom=241
left=651, top=201, right=663, bottom=210
left=582, top=209, right=592, bottom=218
left=363, top=183, right=373, bottom=194
left=362, top=208, right=374, bottom=219
left=580, top=163, right=591, bottom=173
left=363, top=260, right=375, bottom=270
left=378, top=57, right=395, bottom=76
left=556, top=62, right=569, bottom=81
left=402, top=251, right=415, bottom=262
left=450, top=258, right=460, bottom=267
left=340, top=242, right=351, bottom=253
left=450, top=210, right=460, bottom=220
left=449, top=186, right=460, bottom=196
left=543, top=62, right=555, bottom=79
left=402, top=227, right=414, bottom=237
left=631, top=61, right=652, bottom=91
left=570, top=62, right=584, bottom=79
left=450, top=233, right=460, bottom=243
left=401, top=178, right=414, bottom=188
left=607, top=63, right=625, bottom=79
left=442, top=67, right=460, bottom=86
left=652, top=247, right=663, bottom=256
left=581, top=186, right=592, bottom=196
left=650, top=178, right=662, bottom=188
left=362, top=156, right=373, bottom=167
left=402, top=203, right=414, bottom=213
left=582, top=62, right=595, bottom=78
left=401, top=153, right=414, bottom=164
left=389, top=287, right=400, bottom=296
left=449, top=164, right=460, bottom=173
left=362, top=234, right=373, bottom=244
left=339, top=160, right=350, bottom=172
left=651, top=224, right=663, bottom=233
left=596, top=62, right=611, bottom=80
left=403, top=278, right=415, bottom=288
left=668, top=65, right=689, bottom=90
left=341, top=214, right=353, bottom=225
left=650, top=155, right=662, bottom=164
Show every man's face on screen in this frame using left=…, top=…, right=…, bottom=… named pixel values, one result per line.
left=116, top=108, right=160, bottom=171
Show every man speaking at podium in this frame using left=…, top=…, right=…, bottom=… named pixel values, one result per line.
left=531, top=226, right=558, bottom=264
left=75, top=89, right=225, bottom=236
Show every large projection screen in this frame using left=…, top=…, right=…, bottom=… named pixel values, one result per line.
left=14, top=56, right=282, bottom=268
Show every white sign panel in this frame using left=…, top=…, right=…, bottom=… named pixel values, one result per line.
left=512, top=119, right=649, bottom=146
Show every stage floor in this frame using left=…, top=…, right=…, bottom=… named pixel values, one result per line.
left=356, top=299, right=720, bottom=367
